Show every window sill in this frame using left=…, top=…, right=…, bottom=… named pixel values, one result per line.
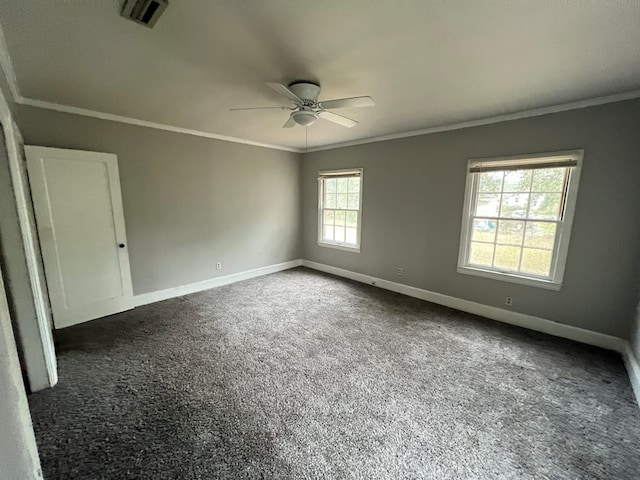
left=457, top=265, right=562, bottom=291
left=318, top=241, right=361, bottom=253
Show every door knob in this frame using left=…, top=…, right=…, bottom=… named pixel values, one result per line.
left=119, top=243, right=125, bottom=248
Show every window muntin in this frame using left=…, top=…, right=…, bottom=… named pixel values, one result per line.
left=318, top=169, right=363, bottom=251
left=458, top=151, right=582, bottom=289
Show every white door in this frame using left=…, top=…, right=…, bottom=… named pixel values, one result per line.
left=25, top=146, right=134, bottom=329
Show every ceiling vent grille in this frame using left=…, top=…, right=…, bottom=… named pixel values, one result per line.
left=121, top=0, right=168, bottom=28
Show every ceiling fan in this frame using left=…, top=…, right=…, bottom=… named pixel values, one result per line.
left=231, top=81, right=375, bottom=128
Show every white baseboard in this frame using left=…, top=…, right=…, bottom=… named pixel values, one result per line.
left=301, top=260, right=625, bottom=353
left=623, top=343, right=640, bottom=406
left=134, top=259, right=302, bottom=307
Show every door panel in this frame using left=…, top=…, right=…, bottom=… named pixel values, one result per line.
left=26, top=146, right=134, bottom=328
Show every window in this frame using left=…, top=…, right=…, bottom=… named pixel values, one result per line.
left=318, top=168, right=363, bottom=251
left=458, top=151, right=582, bottom=290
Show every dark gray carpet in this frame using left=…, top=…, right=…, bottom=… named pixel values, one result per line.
left=28, top=267, right=640, bottom=479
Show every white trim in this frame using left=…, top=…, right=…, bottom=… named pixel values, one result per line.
left=5, top=124, right=58, bottom=388
left=133, top=259, right=302, bottom=307
left=17, top=97, right=303, bottom=153
left=300, top=260, right=625, bottom=352
left=456, top=266, right=562, bottom=290
left=18, top=90, right=640, bottom=155
left=623, top=343, right=640, bottom=406
left=306, top=90, right=640, bottom=152
left=316, top=241, right=361, bottom=253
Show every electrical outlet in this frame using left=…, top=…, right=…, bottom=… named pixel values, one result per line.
left=216, top=262, right=222, bottom=270
left=397, top=267, right=403, bottom=276
left=505, top=296, right=513, bottom=306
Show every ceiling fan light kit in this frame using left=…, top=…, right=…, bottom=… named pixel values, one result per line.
left=231, top=81, right=375, bottom=129
left=292, top=109, right=318, bottom=127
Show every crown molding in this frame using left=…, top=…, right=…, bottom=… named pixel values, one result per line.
left=305, top=89, right=640, bottom=153
left=16, top=88, right=640, bottom=156
left=15, top=97, right=303, bottom=153
left=1, top=22, right=639, bottom=155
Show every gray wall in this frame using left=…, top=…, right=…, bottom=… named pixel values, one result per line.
left=12, top=100, right=640, bottom=339
left=16, top=105, right=302, bottom=296
left=302, top=99, right=640, bottom=338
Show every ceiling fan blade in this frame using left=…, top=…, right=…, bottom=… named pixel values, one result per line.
left=320, top=96, right=375, bottom=109
left=266, top=82, right=302, bottom=104
left=319, top=111, right=358, bottom=128
left=282, top=116, right=297, bottom=128
left=229, top=106, right=288, bottom=111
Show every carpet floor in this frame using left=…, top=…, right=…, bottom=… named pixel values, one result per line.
left=28, top=267, right=640, bottom=479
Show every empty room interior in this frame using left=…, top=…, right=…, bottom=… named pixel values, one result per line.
left=1, top=1, right=640, bottom=479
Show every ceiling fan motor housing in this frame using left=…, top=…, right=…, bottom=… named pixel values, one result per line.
left=289, top=81, right=321, bottom=102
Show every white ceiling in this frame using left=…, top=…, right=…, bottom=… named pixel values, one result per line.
left=1, top=1, right=640, bottom=151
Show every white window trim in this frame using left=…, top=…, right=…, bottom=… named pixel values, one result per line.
left=457, top=150, right=583, bottom=290
left=317, top=168, right=363, bottom=252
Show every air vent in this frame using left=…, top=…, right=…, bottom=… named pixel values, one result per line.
left=121, top=0, right=168, bottom=28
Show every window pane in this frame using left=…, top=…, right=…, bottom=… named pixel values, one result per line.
left=497, top=220, right=524, bottom=246
left=532, top=168, right=565, bottom=192
left=319, top=172, right=362, bottom=250
left=471, top=218, right=497, bottom=242
left=347, top=194, right=359, bottom=210
left=348, top=177, right=360, bottom=193
left=503, top=170, right=532, bottom=192
left=494, top=245, right=521, bottom=271
left=529, top=193, right=562, bottom=220
left=500, top=193, right=529, bottom=218
left=469, top=242, right=494, bottom=267
left=476, top=194, right=500, bottom=217
left=521, top=248, right=552, bottom=276
left=346, top=227, right=357, bottom=245
left=478, top=172, right=503, bottom=192
left=323, top=225, right=334, bottom=241
left=323, top=210, right=334, bottom=226
left=346, top=211, right=358, bottom=228
left=461, top=157, right=578, bottom=284
left=524, top=222, right=556, bottom=249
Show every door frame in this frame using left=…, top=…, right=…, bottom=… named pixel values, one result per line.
left=0, top=97, right=57, bottom=389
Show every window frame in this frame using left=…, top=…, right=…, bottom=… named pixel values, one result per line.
left=457, top=150, right=583, bottom=290
left=317, top=168, right=364, bottom=252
